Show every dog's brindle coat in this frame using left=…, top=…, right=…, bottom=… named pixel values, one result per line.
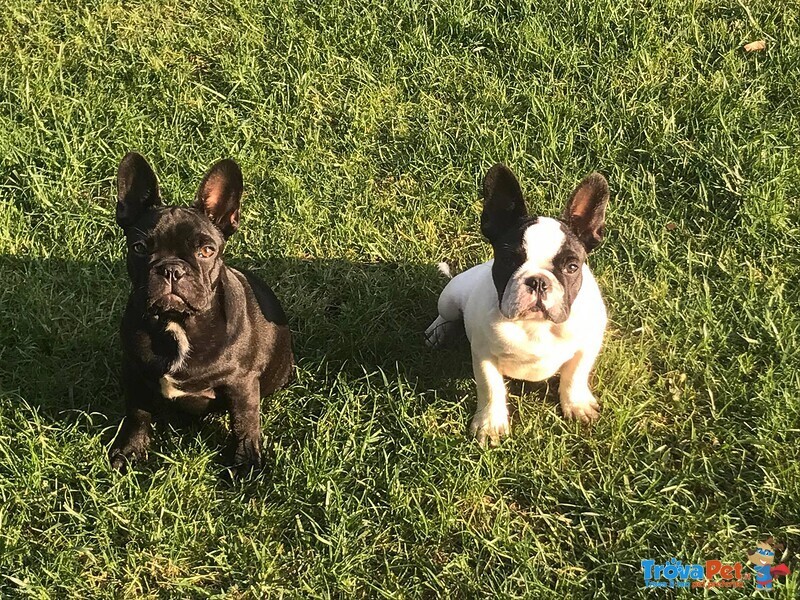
left=110, top=153, right=293, bottom=474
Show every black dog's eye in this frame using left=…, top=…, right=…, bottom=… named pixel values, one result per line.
left=131, top=241, right=148, bottom=255
left=565, top=263, right=579, bottom=274
left=197, top=245, right=216, bottom=259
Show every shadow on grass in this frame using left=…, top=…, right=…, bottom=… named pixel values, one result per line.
left=0, top=253, right=473, bottom=421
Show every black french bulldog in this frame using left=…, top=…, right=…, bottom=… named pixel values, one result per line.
left=109, top=152, right=293, bottom=474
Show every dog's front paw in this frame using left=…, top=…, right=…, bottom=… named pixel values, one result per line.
left=228, top=436, right=262, bottom=477
left=109, top=440, right=149, bottom=473
left=560, top=388, right=601, bottom=423
left=109, top=416, right=153, bottom=473
left=469, top=406, right=509, bottom=447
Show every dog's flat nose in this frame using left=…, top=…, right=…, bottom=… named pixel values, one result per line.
left=157, top=263, right=186, bottom=281
left=525, top=276, right=548, bottom=294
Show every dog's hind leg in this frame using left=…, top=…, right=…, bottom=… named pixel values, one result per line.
left=424, top=315, right=462, bottom=348
left=425, top=268, right=463, bottom=348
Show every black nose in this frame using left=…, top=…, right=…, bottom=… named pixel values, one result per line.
left=157, top=263, right=186, bottom=282
left=525, top=276, right=548, bottom=294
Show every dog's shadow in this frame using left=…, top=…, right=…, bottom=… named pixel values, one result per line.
left=0, top=255, right=127, bottom=415
left=0, top=255, right=476, bottom=451
left=237, top=257, right=471, bottom=383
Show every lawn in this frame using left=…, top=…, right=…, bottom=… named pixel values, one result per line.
left=1, top=0, right=799, bottom=597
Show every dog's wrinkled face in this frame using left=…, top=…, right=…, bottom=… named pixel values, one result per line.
left=481, top=164, right=609, bottom=323
left=116, top=152, right=243, bottom=317
left=123, top=207, right=227, bottom=315
left=490, top=217, right=587, bottom=322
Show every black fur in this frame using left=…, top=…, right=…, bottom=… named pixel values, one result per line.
left=109, top=153, right=293, bottom=476
left=488, top=217, right=537, bottom=305
left=562, top=172, right=609, bottom=251
left=481, top=163, right=528, bottom=242
left=551, top=224, right=587, bottom=311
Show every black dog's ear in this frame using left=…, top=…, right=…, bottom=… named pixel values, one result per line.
left=116, top=152, right=161, bottom=228
left=481, top=164, right=528, bottom=241
left=562, top=172, right=609, bottom=252
left=194, top=159, right=243, bottom=239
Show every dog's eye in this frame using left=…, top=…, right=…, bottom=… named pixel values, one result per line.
left=565, top=263, right=579, bottom=274
left=198, top=245, right=216, bottom=259
left=131, top=241, right=148, bottom=255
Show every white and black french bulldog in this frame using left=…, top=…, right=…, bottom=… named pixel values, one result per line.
left=109, top=152, right=293, bottom=474
left=425, top=164, right=609, bottom=445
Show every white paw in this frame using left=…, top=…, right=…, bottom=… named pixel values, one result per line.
left=560, top=388, right=601, bottom=423
left=425, top=316, right=456, bottom=349
left=469, top=406, right=509, bottom=447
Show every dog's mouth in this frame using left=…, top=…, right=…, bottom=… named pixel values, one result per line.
left=499, top=274, right=571, bottom=323
left=148, top=292, right=197, bottom=316
left=512, top=306, right=549, bottom=320
left=500, top=301, right=570, bottom=324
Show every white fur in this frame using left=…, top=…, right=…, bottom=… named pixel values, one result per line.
left=426, top=249, right=607, bottom=444
left=158, top=374, right=214, bottom=401
left=165, top=321, right=190, bottom=372
left=522, top=217, right=566, bottom=269
left=159, top=321, right=192, bottom=400
left=159, top=374, right=186, bottom=399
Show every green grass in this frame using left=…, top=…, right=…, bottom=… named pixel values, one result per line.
left=1, top=0, right=799, bottom=597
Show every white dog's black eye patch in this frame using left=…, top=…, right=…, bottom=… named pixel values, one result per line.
left=550, top=223, right=587, bottom=307
left=490, top=217, right=538, bottom=303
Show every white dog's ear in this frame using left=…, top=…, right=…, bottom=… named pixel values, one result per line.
left=481, top=164, right=528, bottom=242
left=562, top=172, right=609, bottom=252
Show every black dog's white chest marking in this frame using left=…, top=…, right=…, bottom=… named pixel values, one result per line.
left=158, top=321, right=213, bottom=400
left=165, top=321, right=190, bottom=372
left=159, top=374, right=187, bottom=399
left=158, top=374, right=215, bottom=400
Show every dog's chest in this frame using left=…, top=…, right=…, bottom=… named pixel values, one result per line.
left=158, top=373, right=217, bottom=414
left=158, top=374, right=213, bottom=399
left=489, top=320, right=578, bottom=381
left=157, top=322, right=216, bottom=407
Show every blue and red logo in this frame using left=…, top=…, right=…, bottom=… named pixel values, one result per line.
left=747, top=537, right=791, bottom=590
left=641, top=538, right=790, bottom=590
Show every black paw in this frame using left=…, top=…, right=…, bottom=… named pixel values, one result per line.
left=227, top=436, right=262, bottom=478
left=109, top=446, right=143, bottom=473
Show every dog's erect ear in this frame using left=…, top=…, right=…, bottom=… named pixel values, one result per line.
left=562, top=172, right=609, bottom=252
left=116, top=152, right=161, bottom=228
left=481, top=164, right=528, bottom=241
left=194, top=159, right=243, bottom=239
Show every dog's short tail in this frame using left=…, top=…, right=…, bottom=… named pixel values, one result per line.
left=437, top=262, right=453, bottom=279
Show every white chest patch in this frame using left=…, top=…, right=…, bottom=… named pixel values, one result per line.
left=489, top=319, right=577, bottom=381
left=165, top=321, right=190, bottom=372
left=523, top=217, right=567, bottom=269
left=158, top=374, right=215, bottom=401
left=159, top=374, right=186, bottom=399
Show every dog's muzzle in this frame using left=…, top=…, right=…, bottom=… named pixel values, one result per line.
left=147, top=260, right=196, bottom=314
left=500, top=270, right=568, bottom=322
